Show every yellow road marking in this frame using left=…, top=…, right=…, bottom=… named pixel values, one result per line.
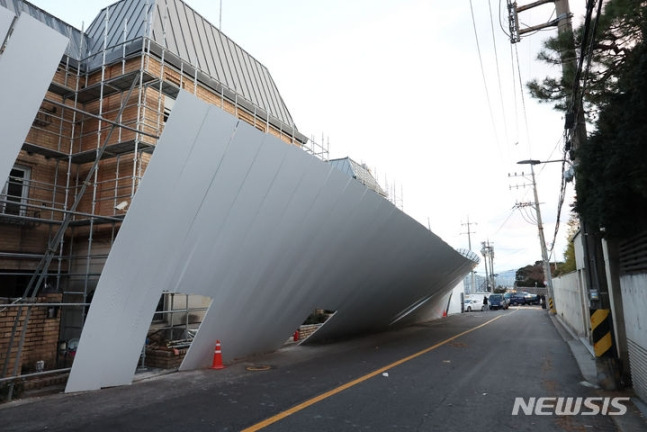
left=241, top=313, right=508, bottom=431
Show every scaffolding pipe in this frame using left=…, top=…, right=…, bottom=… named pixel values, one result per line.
left=0, top=367, right=72, bottom=385
left=2, top=74, right=143, bottom=385
left=43, top=99, right=159, bottom=140
left=0, top=302, right=91, bottom=308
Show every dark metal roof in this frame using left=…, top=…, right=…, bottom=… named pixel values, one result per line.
left=84, top=0, right=297, bottom=129
left=329, top=157, right=387, bottom=197
left=0, top=0, right=87, bottom=62
left=2, top=0, right=299, bottom=133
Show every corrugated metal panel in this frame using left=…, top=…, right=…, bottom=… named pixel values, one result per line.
left=213, top=27, right=234, bottom=86
left=620, top=271, right=647, bottom=404
left=250, top=58, right=273, bottom=117
left=66, top=92, right=475, bottom=391
left=348, top=158, right=386, bottom=196
left=203, top=21, right=225, bottom=82
left=242, top=47, right=264, bottom=109
left=223, top=36, right=244, bottom=96
left=150, top=0, right=297, bottom=128
left=236, top=46, right=254, bottom=100
left=619, top=231, right=647, bottom=274
left=13, top=0, right=300, bottom=134
left=85, top=0, right=151, bottom=57
left=0, top=0, right=86, bottom=60
left=329, top=157, right=387, bottom=197
left=329, top=158, right=354, bottom=178
left=262, top=65, right=292, bottom=125
left=259, top=65, right=283, bottom=124
left=628, top=338, right=647, bottom=403
left=192, top=10, right=214, bottom=76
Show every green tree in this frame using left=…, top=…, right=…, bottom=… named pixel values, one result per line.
left=528, top=0, right=647, bottom=239
left=575, top=39, right=647, bottom=237
left=554, top=215, right=578, bottom=275
left=528, top=0, right=646, bottom=120
left=515, top=261, right=546, bottom=288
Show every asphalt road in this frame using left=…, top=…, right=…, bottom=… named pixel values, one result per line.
left=1, top=307, right=619, bottom=431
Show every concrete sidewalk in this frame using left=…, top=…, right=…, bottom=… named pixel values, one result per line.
left=550, top=313, right=647, bottom=432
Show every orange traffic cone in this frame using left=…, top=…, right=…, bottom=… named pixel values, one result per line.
left=210, top=340, right=225, bottom=370
left=293, top=330, right=299, bottom=342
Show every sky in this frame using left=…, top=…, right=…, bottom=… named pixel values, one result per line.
left=26, top=0, right=586, bottom=276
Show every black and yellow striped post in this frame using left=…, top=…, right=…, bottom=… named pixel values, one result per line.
left=591, top=308, right=614, bottom=358
left=590, top=308, right=622, bottom=390
left=548, top=297, right=555, bottom=314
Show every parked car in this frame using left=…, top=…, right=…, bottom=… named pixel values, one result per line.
left=523, top=292, right=540, bottom=305
left=508, top=293, right=527, bottom=306
left=464, top=298, right=485, bottom=312
left=488, top=294, right=508, bottom=310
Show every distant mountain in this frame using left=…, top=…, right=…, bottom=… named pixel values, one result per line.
left=494, top=269, right=517, bottom=288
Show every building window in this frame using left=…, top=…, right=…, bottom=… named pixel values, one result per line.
left=1, top=165, right=31, bottom=216
left=163, top=95, right=175, bottom=123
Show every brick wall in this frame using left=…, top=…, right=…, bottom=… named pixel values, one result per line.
left=144, top=347, right=187, bottom=369
left=298, top=324, right=322, bottom=340
left=0, top=293, right=62, bottom=377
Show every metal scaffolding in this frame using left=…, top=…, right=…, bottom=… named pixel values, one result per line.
left=1, top=6, right=316, bottom=400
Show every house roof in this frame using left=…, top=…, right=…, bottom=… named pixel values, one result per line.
left=329, top=157, right=387, bottom=197
left=1, top=0, right=299, bottom=133
left=0, top=0, right=86, bottom=61
left=84, top=0, right=296, bottom=129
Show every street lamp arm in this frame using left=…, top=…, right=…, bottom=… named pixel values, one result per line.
left=517, top=159, right=573, bottom=167
left=514, top=159, right=556, bottom=313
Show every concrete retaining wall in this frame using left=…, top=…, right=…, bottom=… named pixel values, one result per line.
left=552, top=271, right=588, bottom=338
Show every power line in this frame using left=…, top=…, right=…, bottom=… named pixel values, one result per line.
left=548, top=0, right=603, bottom=257
left=488, top=0, right=510, bottom=148
left=512, top=42, right=532, bottom=155
left=494, top=207, right=516, bottom=234
left=468, top=0, right=501, bottom=147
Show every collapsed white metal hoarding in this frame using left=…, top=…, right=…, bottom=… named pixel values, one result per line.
left=66, top=91, right=476, bottom=392
left=0, top=9, right=68, bottom=184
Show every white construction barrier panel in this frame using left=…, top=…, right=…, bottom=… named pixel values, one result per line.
left=0, top=11, right=68, bottom=184
left=66, top=91, right=475, bottom=392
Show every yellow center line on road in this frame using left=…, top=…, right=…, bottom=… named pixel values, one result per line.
left=241, top=312, right=511, bottom=431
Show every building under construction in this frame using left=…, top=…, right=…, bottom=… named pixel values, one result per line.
left=0, top=0, right=318, bottom=384
left=1, top=0, right=477, bottom=397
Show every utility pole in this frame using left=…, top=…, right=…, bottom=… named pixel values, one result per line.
left=508, top=0, right=621, bottom=389
left=519, top=161, right=556, bottom=312
left=556, top=0, right=621, bottom=390
left=480, top=241, right=494, bottom=292
left=481, top=241, right=489, bottom=292
left=510, top=164, right=555, bottom=306
left=461, top=217, right=477, bottom=293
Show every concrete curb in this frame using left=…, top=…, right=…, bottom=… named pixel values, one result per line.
left=549, top=312, right=647, bottom=431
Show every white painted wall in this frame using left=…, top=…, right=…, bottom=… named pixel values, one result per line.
left=553, top=271, right=588, bottom=337
left=447, top=282, right=465, bottom=315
